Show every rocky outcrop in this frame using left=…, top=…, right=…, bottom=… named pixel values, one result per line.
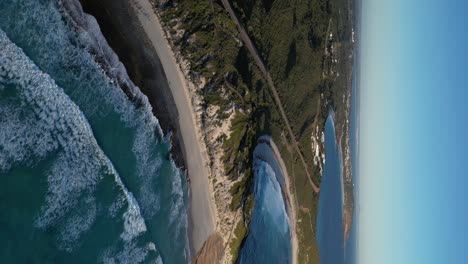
left=192, top=233, right=225, bottom=264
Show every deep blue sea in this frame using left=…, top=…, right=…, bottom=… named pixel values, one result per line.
left=0, top=0, right=189, bottom=263
left=238, top=136, right=292, bottom=264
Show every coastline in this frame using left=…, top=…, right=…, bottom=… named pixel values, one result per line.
left=76, top=0, right=325, bottom=262
left=79, top=0, right=218, bottom=256
left=79, top=0, right=184, bottom=168
left=130, top=0, right=218, bottom=254
left=268, top=138, right=299, bottom=264
left=143, top=3, right=245, bottom=263
left=330, top=110, right=346, bottom=228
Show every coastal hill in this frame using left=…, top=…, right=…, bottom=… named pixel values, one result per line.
left=155, top=0, right=355, bottom=262
left=80, top=0, right=355, bottom=262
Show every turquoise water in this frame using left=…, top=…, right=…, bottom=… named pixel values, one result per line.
left=0, top=1, right=189, bottom=263
left=238, top=136, right=292, bottom=264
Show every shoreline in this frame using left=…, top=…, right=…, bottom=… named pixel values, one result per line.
left=78, top=0, right=185, bottom=168
left=268, top=138, right=299, bottom=264
left=78, top=0, right=218, bottom=256
left=329, top=110, right=346, bottom=216
left=130, top=0, right=218, bottom=254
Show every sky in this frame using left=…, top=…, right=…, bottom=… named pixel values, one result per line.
left=359, top=0, right=468, bottom=263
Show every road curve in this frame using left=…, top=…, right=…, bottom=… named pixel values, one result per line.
left=220, top=0, right=320, bottom=193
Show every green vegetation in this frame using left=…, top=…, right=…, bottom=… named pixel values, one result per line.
left=228, top=169, right=250, bottom=211
left=229, top=220, right=248, bottom=262
left=156, top=0, right=354, bottom=262
left=159, top=0, right=275, bottom=182
left=228, top=0, right=355, bottom=262
left=157, top=2, right=278, bottom=259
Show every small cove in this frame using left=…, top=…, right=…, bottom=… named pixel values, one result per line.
left=238, top=136, right=292, bottom=264
left=317, top=114, right=345, bottom=264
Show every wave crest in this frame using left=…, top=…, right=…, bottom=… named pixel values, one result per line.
left=0, top=28, right=147, bottom=249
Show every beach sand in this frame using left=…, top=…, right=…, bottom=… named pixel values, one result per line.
left=130, top=0, right=217, bottom=254
left=80, top=0, right=218, bottom=256
left=269, top=138, right=299, bottom=264
left=79, top=0, right=298, bottom=261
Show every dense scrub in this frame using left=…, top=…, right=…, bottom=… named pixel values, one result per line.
left=157, top=0, right=354, bottom=262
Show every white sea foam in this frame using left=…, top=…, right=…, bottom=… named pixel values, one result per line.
left=254, top=137, right=285, bottom=186
left=169, top=164, right=185, bottom=227
left=0, top=28, right=104, bottom=242
left=0, top=28, right=147, bottom=248
left=121, top=191, right=147, bottom=242
left=101, top=242, right=150, bottom=264
left=35, top=154, right=99, bottom=228
left=252, top=138, right=291, bottom=234
left=0, top=101, right=57, bottom=171
left=147, top=242, right=156, bottom=251
left=168, top=160, right=190, bottom=261
left=257, top=161, right=290, bottom=234
left=0, top=0, right=162, bottom=137
left=1, top=0, right=189, bottom=259
left=62, top=1, right=182, bottom=232
left=59, top=0, right=164, bottom=137
left=155, top=255, right=163, bottom=264
left=59, top=195, right=97, bottom=252
left=132, top=126, right=162, bottom=218
left=109, top=194, right=126, bottom=218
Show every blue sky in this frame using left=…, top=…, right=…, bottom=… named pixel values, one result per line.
left=359, top=0, right=468, bottom=263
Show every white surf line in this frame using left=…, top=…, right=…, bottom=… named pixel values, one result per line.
left=0, top=29, right=148, bottom=244
left=130, top=0, right=217, bottom=253
left=267, top=137, right=298, bottom=264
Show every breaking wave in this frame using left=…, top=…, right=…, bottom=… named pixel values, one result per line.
left=0, top=0, right=190, bottom=262
left=101, top=241, right=150, bottom=264
left=238, top=138, right=292, bottom=263
left=0, top=28, right=147, bottom=255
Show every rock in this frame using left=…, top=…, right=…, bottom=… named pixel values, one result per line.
left=192, top=233, right=224, bottom=264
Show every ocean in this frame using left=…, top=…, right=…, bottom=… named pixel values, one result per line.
left=0, top=0, right=189, bottom=263
left=316, top=114, right=345, bottom=264
left=237, top=136, right=292, bottom=264
left=344, top=53, right=359, bottom=264
left=316, top=57, right=359, bottom=264
left=344, top=43, right=359, bottom=264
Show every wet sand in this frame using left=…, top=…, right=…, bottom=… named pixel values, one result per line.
left=79, top=0, right=217, bottom=255
left=268, top=138, right=299, bottom=264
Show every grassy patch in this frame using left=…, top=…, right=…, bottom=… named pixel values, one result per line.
left=229, top=220, right=248, bottom=263
left=157, top=0, right=354, bottom=262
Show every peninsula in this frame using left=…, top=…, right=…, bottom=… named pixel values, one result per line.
left=80, top=0, right=356, bottom=262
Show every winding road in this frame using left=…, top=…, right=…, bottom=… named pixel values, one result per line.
left=220, top=0, right=320, bottom=193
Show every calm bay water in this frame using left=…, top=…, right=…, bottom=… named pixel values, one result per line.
left=317, top=55, right=359, bottom=264
left=344, top=49, right=359, bottom=264
left=317, top=114, right=345, bottom=264
left=238, top=136, right=292, bottom=264
left=0, top=0, right=189, bottom=263
left=344, top=54, right=359, bottom=264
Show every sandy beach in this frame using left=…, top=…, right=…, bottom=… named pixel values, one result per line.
left=130, top=0, right=217, bottom=254
left=81, top=0, right=298, bottom=261
left=269, top=138, right=299, bottom=264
